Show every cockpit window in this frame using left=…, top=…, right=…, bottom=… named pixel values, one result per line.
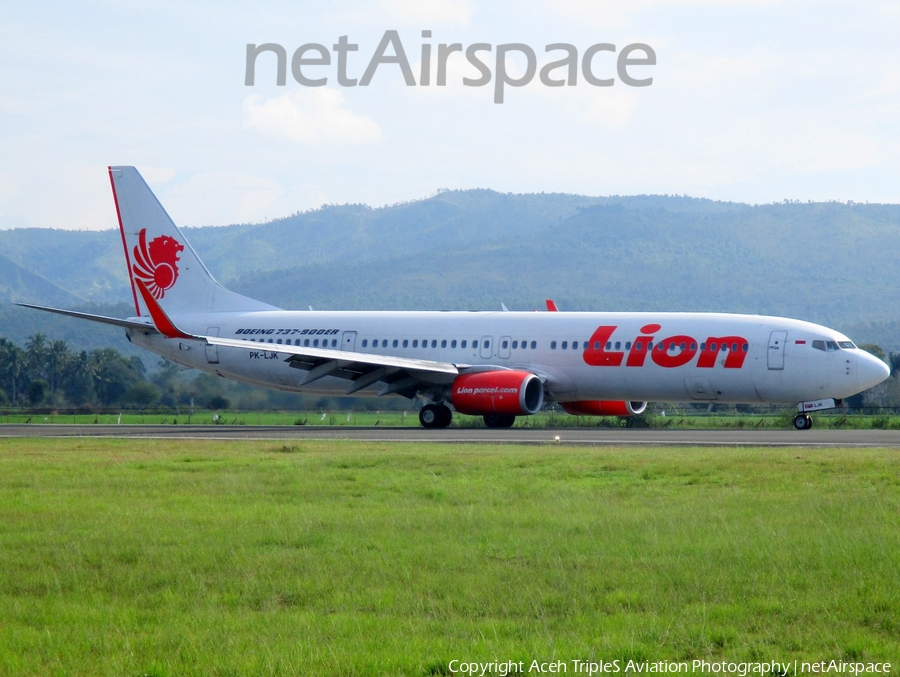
left=813, top=339, right=846, bottom=352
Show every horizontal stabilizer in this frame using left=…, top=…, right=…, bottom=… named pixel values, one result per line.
left=15, top=303, right=157, bottom=332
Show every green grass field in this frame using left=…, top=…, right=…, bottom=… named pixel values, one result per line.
left=0, top=440, right=898, bottom=676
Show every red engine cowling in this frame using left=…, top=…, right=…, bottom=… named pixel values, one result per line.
left=561, top=400, right=648, bottom=417
left=451, top=371, right=544, bottom=416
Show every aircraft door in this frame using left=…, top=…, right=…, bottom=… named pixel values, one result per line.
left=480, top=336, right=493, bottom=359
left=499, top=336, right=511, bottom=359
left=767, top=330, right=787, bottom=370
left=342, top=331, right=357, bottom=352
left=205, top=327, right=220, bottom=364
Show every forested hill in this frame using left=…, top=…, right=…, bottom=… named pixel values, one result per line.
left=2, top=191, right=900, bottom=352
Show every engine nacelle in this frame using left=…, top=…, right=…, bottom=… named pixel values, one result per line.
left=560, top=400, right=648, bottom=417
left=451, top=370, right=544, bottom=416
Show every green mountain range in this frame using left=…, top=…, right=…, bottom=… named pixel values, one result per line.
left=2, top=190, right=899, bottom=354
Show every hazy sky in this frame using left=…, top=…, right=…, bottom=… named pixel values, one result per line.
left=2, top=0, right=899, bottom=230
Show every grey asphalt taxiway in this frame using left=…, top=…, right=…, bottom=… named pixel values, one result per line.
left=3, top=425, right=900, bottom=446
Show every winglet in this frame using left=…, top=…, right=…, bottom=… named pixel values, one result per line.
left=546, top=299, right=559, bottom=312
left=135, top=279, right=195, bottom=339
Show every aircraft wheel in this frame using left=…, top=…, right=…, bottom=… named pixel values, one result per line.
left=435, top=404, right=453, bottom=428
left=793, top=414, right=812, bottom=430
left=484, top=413, right=516, bottom=428
left=419, top=404, right=442, bottom=429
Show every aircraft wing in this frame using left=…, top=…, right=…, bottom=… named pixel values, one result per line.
left=208, top=334, right=460, bottom=395
left=134, top=280, right=468, bottom=398
left=15, top=303, right=158, bottom=332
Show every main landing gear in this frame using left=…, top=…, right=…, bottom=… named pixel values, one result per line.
left=793, top=414, right=813, bottom=430
left=419, top=404, right=452, bottom=429
left=483, top=414, right=516, bottom=428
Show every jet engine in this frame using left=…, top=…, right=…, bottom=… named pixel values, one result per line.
left=560, top=400, right=648, bottom=416
left=451, top=370, right=544, bottom=416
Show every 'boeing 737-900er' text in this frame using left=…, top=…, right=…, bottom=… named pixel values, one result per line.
left=19, top=167, right=890, bottom=430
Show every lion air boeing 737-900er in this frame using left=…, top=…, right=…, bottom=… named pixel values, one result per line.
left=18, top=167, right=891, bottom=430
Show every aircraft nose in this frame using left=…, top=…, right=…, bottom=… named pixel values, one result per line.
left=857, top=351, right=891, bottom=391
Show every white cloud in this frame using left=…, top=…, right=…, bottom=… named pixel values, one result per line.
left=243, top=89, right=382, bottom=145
left=553, top=0, right=777, bottom=27
left=139, top=166, right=177, bottom=184
left=337, top=0, right=473, bottom=26
left=380, top=0, right=472, bottom=25
left=164, top=172, right=285, bottom=227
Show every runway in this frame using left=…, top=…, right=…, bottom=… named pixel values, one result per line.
left=3, top=424, right=900, bottom=446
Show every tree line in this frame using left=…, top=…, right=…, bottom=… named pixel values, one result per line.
left=0, top=334, right=161, bottom=408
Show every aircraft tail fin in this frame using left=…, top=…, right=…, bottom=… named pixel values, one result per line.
left=109, top=166, right=279, bottom=316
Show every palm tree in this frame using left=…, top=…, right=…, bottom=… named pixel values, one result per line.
left=45, top=340, right=71, bottom=394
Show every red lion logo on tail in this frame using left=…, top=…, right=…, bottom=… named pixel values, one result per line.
left=132, top=228, right=184, bottom=299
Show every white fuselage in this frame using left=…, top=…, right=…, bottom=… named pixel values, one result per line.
left=128, top=309, right=889, bottom=405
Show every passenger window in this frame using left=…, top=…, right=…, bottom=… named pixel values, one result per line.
left=742, top=343, right=749, bottom=352
left=393, top=339, right=398, bottom=348
left=606, top=342, right=611, bottom=350
left=531, top=341, right=536, bottom=349
left=614, top=342, right=620, bottom=350
left=700, top=342, right=706, bottom=351
left=441, top=340, right=447, bottom=348
left=710, top=342, right=717, bottom=351
left=431, top=340, right=437, bottom=348
left=303, top=339, right=310, bottom=347
left=594, top=342, right=600, bottom=350
left=562, top=341, right=568, bottom=349
left=473, top=340, right=479, bottom=348
left=412, top=340, right=418, bottom=348
left=635, top=342, right=642, bottom=351
left=512, top=341, right=518, bottom=349
left=451, top=340, right=457, bottom=348
left=313, top=339, right=319, bottom=347
left=680, top=342, right=686, bottom=350
left=361, top=339, right=368, bottom=348
left=647, top=342, right=653, bottom=350
left=276, top=339, right=282, bottom=344
left=690, top=343, right=696, bottom=351
left=484, top=340, right=490, bottom=348
left=572, top=341, right=578, bottom=349
left=403, top=339, right=409, bottom=348
left=382, top=340, right=388, bottom=348
left=731, top=343, right=738, bottom=352
left=461, top=340, right=467, bottom=348
left=626, top=342, right=632, bottom=350
left=551, top=341, right=557, bottom=349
